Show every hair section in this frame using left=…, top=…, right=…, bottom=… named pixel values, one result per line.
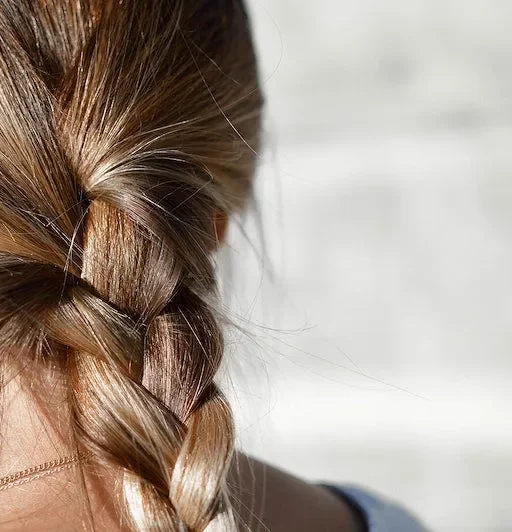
left=0, top=0, right=262, bottom=530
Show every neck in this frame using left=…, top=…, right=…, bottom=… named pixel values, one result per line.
left=0, top=362, right=124, bottom=531
left=0, top=363, right=361, bottom=532
left=0, top=364, right=72, bottom=476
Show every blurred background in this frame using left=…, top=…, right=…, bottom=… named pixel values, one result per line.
left=219, top=2, right=512, bottom=531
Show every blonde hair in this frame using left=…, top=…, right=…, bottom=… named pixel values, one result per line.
left=0, top=0, right=262, bottom=530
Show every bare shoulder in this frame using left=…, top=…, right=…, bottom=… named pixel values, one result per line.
left=231, top=452, right=362, bottom=532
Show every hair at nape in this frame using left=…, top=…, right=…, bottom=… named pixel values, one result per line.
left=0, top=1, right=263, bottom=530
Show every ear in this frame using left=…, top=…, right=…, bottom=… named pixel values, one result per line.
left=213, top=210, right=229, bottom=247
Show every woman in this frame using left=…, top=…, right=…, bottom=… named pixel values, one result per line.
left=0, top=1, right=430, bottom=530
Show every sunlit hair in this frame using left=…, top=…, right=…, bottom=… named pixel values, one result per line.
left=0, top=0, right=262, bottom=530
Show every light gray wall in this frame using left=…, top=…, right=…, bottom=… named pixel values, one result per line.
left=220, top=2, right=512, bottom=531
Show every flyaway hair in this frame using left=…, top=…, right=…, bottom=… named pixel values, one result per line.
left=0, top=0, right=262, bottom=530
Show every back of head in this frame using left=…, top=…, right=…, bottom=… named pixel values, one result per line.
left=0, top=0, right=262, bottom=530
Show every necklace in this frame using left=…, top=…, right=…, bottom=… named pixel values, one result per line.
left=0, top=452, right=89, bottom=492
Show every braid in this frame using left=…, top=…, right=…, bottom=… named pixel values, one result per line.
left=45, top=200, right=236, bottom=530
left=146, top=294, right=234, bottom=528
left=0, top=0, right=262, bottom=529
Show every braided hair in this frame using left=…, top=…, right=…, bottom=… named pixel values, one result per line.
left=0, top=1, right=262, bottom=529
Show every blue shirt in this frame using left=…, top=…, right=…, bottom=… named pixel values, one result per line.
left=320, top=483, right=431, bottom=532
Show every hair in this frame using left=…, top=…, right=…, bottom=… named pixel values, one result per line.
left=0, top=0, right=262, bottom=530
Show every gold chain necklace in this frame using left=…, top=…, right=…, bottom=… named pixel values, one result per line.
left=0, top=452, right=89, bottom=492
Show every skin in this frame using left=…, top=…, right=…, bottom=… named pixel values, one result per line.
left=0, top=215, right=362, bottom=531
left=0, top=376, right=360, bottom=531
left=214, top=209, right=229, bottom=247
